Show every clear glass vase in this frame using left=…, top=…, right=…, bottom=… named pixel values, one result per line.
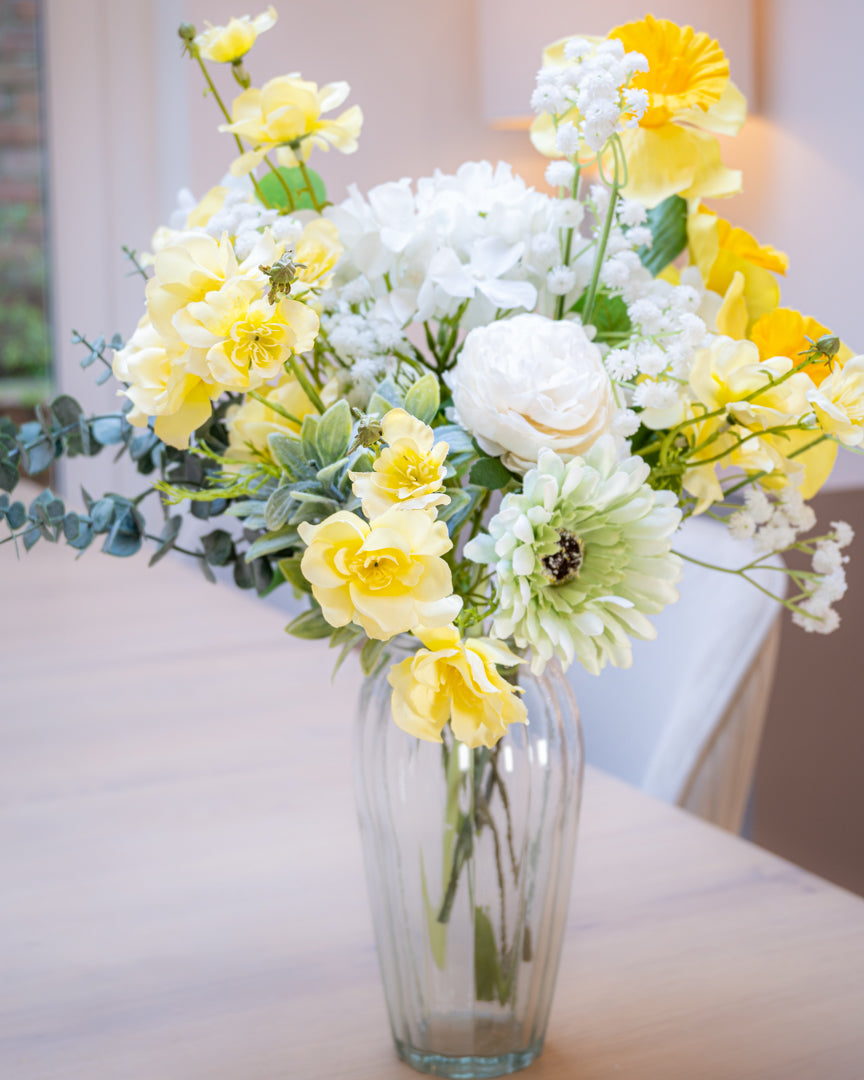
left=354, top=650, right=584, bottom=1079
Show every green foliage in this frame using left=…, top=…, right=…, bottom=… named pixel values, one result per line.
left=638, top=194, right=688, bottom=276
left=573, top=290, right=631, bottom=344
left=469, top=454, right=515, bottom=491
left=257, top=165, right=327, bottom=212
left=403, top=372, right=440, bottom=424
left=285, top=606, right=333, bottom=639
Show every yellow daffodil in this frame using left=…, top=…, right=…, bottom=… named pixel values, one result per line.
left=350, top=408, right=449, bottom=520
left=225, top=374, right=316, bottom=463
left=808, top=357, right=864, bottom=446
left=220, top=75, right=363, bottom=175
left=194, top=7, right=277, bottom=64
left=688, top=205, right=788, bottom=335
left=750, top=307, right=853, bottom=386
left=609, top=16, right=746, bottom=206
left=388, top=625, right=527, bottom=749
left=298, top=509, right=461, bottom=640
left=294, top=218, right=343, bottom=289
left=112, top=318, right=220, bottom=450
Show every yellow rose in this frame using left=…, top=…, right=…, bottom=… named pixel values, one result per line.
left=194, top=7, right=277, bottom=64
left=146, top=230, right=319, bottom=391
left=220, top=75, right=363, bottom=175
left=350, top=408, right=449, bottom=520
left=294, top=218, right=343, bottom=290
left=112, top=318, right=220, bottom=450
left=808, top=358, right=864, bottom=447
left=225, top=374, right=317, bottom=463
left=388, top=625, right=527, bottom=749
left=298, top=509, right=461, bottom=640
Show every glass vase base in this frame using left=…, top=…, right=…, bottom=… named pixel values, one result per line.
left=395, top=1038, right=544, bottom=1078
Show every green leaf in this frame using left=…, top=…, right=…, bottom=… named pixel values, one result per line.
left=433, top=424, right=474, bottom=454
left=18, top=435, right=54, bottom=475
left=201, top=529, right=234, bottom=566
left=102, top=508, right=142, bottom=557
left=268, top=432, right=308, bottom=478
left=316, top=400, right=352, bottom=464
left=474, top=906, right=500, bottom=1003
left=0, top=460, right=18, bottom=492
left=148, top=515, right=183, bottom=567
left=22, top=525, right=40, bottom=551
left=257, top=165, right=327, bottom=212
left=285, top=607, right=333, bottom=640
left=300, top=414, right=319, bottom=466
left=50, top=395, right=84, bottom=427
left=639, top=194, right=688, bottom=276
left=91, top=416, right=125, bottom=445
left=403, top=372, right=440, bottom=425
left=245, top=526, right=299, bottom=561
left=277, top=555, right=312, bottom=593
left=359, top=637, right=388, bottom=677
left=573, top=290, right=631, bottom=341
left=5, top=501, right=25, bottom=530
left=90, top=498, right=115, bottom=532
left=469, top=456, right=514, bottom=491
left=62, top=513, right=80, bottom=541
left=366, top=392, right=393, bottom=418
left=66, top=520, right=93, bottom=551
left=265, top=484, right=295, bottom=531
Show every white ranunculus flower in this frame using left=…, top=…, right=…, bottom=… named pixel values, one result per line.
left=446, top=313, right=615, bottom=473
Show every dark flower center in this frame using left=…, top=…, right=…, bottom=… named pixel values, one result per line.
left=541, top=529, right=584, bottom=585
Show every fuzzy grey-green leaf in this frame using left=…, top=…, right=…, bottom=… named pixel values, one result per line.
left=316, top=400, right=352, bottom=464
left=403, top=372, right=440, bottom=424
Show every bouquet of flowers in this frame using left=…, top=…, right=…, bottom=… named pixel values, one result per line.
left=2, top=11, right=856, bottom=746
left=3, top=11, right=860, bottom=1074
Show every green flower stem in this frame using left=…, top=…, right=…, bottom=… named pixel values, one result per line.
left=553, top=160, right=581, bottom=321
left=247, top=389, right=302, bottom=426
left=722, top=435, right=829, bottom=498
left=581, top=135, right=624, bottom=327
left=690, top=423, right=806, bottom=469
left=193, top=52, right=272, bottom=211
left=674, top=550, right=815, bottom=618
left=286, top=354, right=326, bottom=414
left=261, top=152, right=297, bottom=211
left=291, top=146, right=326, bottom=213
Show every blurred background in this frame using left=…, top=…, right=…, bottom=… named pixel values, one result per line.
left=2, top=0, right=862, bottom=893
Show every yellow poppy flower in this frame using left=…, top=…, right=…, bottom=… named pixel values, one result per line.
left=298, top=509, right=461, bottom=640
left=350, top=409, right=450, bottom=520
left=194, top=7, right=277, bottom=64
left=225, top=374, right=316, bottom=463
left=609, top=16, right=746, bottom=206
left=220, top=76, right=363, bottom=175
left=688, top=205, right=787, bottom=336
left=807, top=357, right=864, bottom=447
left=388, top=625, right=527, bottom=749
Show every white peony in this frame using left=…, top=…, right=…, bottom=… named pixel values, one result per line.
left=446, top=313, right=615, bottom=473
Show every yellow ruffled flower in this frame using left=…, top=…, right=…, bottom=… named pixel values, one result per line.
left=750, top=307, right=854, bottom=387
left=112, top=317, right=220, bottom=450
left=146, top=230, right=319, bottom=391
left=225, top=374, right=316, bottom=463
left=220, top=75, right=363, bottom=175
left=298, top=509, right=461, bottom=640
left=350, top=408, right=449, bottom=520
left=689, top=205, right=788, bottom=334
left=808, top=357, right=864, bottom=447
left=388, top=625, right=528, bottom=749
left=194, top=7, right=277, bottom=64
left=294, top=218, right=343, bottom=289
left=611, top=16, right=745, bottom=206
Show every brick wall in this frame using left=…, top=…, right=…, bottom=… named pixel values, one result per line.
left=0, top=0, right=50, bottom=396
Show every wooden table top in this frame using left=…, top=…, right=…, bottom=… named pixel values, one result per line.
left=2, top=530, right=864, bottom=1079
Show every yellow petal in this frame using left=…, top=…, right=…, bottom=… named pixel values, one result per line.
left=617, top=124, right=699, bottom=208
left=715, top=271, right=748, bottom=340
left=675, top=80, right=747, bottom=136
left=678, top=128, right=742, bottom=202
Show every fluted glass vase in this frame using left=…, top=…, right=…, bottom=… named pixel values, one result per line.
left=354, top=652, right=583, bottom=1078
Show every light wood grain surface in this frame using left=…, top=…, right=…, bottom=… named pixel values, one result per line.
left=2, top=534, right=864, bottom=1079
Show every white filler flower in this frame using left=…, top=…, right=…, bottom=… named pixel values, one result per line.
left=447, top=313, right=615, bottom=473
left=464, top=437, right=683, bottom=675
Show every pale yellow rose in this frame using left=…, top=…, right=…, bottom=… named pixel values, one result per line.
left=220, top=75, right=363, bottom=175
left=388, top=625, right=527, bottom=749
left=194, top=7, right=277, bottom=64
left=294, top=218, right=343, bottom=290
left=350, top=408, right=449, bottom=520
left=808, top=357, right=864, bottom=447
left=298, top=509, right=461, bottom=640
left=225, top=374, right=316, bottom=463
left=112, top=318, right=220, bottom=450
left=146, top=230, right=319, bottom=391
